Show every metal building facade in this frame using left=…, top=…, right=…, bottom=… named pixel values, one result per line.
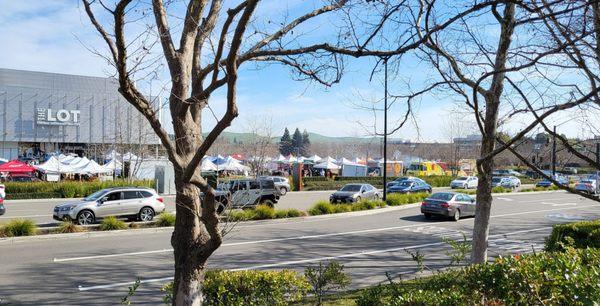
left=0, top=68, right=161, bottom=158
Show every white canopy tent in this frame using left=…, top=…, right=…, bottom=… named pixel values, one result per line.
left=201, top=158, right=218, bottom=171
left=313, top=160, right=341, bottom=170
left=307, top=154, right=322, bottom=163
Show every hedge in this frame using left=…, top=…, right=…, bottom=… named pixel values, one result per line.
left=162, top=270, right=310, bottom=306
left=546, top=219, right=600, bottom=252
left=308, top=200, right=386, bottom=216
left=385, top=193, right=429, bottom=206
left=4, top=180, right=155, bottom=199
left=357, top=247, right=600, bottom=305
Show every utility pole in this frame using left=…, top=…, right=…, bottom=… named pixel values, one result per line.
left=383, top=57, right=389, bottom=202
left=552, top=126, right=556, bottom=177
left=596, top=140, right=599, bottom=195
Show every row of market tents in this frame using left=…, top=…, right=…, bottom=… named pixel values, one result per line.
left=0, top=155, right=123, bottom=177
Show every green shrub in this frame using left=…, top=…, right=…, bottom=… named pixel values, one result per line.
left=253, top=204, right=275, bottom=219
left=357, top=248, right=600, bottom=305
left=546, top=219, right=600, bottom=251
left=274, top=208, right=305, bottom=218
left=351, top=200, right=382, bottom=211
left=385, top=193, right=429, bottom=206
left=308, top=201, right=335, bottom=215
left=492, top=186, right=510, bottom=193
left=305, top=261, right=351, bottom=305
left=0, top=219, right=37, bottom=237
left=155, top=212, right=176, bottom=227
left=56, top=221, right=84, bottom=233
left=202, top=270, right=310, bottom=305
left=99, top=216, right=127, bottom=231
left=332, top=204, right=352, bottom=213
left=227, top=210, right=255, bottom=221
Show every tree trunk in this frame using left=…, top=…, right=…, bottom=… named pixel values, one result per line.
left=472, top=141, right=495, bottom=264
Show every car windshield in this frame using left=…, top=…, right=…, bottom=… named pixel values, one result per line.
left=428, top=193, right=454, bottom=201
left=492, top=177, right=502, bottom=183
left=341, top=184, right=362, bottom=192
left=84, top=189, right=109, bottom=201
left=456, top=177, right=468, bottom=180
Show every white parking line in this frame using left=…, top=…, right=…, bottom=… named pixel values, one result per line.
left=75, top=226, right=552, bottom=291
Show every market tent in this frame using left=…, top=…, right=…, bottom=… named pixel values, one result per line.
left=339, top=157, right=352, bottom=165
left=102, top=159, right=123, bottom=173
left=105, top=150, right=121, bottom=160
left=307, top=154, right=322, bottom=163
left=353, top=157, right=366, bottom=165
left=322, top=156, right=336, bottom=163
left=218, top=159, right=250, bottom=172
left=313, top=160, right=340, bottom=170
left=0, top=160, right=37, bottom=174
left=212, top=155, right=227, bottom=165
left=36, top=156, right=75, bottom=174
left=201, top=158, right=218, bottom=171
left=275, top=154, right=287, bottom=163
left=123, top=152, right=139, bottom=161
left=79, top=160, right=110, bottom=175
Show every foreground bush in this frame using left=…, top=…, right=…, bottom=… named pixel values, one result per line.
left=274, top=208, right=306, bottom=218
left=56, top=221, right=84, bottom=234
left=0, top=219, right=37, bottom=237
left=546, top=219, right=600, bottom=251
left=357, top=248, right=600, bottom=305
left=99, top=216, right=127, bottom=231
left=155, top=212, right=176, bottom=227
left=163, top=270, right=310, bottom=305
left=308, top=201, right=335, bottom=215
left=4, top=179, right=155, bottom=200
left=308, top=200, right=385, bottom=216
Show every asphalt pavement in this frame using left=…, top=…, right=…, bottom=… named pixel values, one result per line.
left=0, top=191, right=598, bottom=305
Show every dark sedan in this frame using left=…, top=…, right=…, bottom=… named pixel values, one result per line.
left=421, top=192, right=476, bottom=221
left=387, top=179, right=432, bottom=194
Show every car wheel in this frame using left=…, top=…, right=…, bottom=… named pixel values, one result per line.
left=424, top=213, right=432, bottom=220
left=374, top=194, right=380, bottom=200
left=279, top=187, right=288, bottom=196
left=77, top=210, right=95, bottom=225
left=216, top=204, right=226, bottom=215
left=138, top=207, right=155, bottom=222
left=262, top=199, right=275, bottom=207
left=355, top=196, right=362, bottom=202
left=451, top=209, right=460, bottom=222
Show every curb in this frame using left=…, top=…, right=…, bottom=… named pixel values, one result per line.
left=0, top=226, right=174, bottom=243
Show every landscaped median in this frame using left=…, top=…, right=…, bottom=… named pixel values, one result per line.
left=4, top=179, right=155, bottom=200
left=0, top=212, right=177, bottom=238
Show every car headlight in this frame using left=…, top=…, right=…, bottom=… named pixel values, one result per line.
left=59, top=205, right=76, bottom=212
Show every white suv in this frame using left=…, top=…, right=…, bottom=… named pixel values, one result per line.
left=53, top=187, right=165, bottom=225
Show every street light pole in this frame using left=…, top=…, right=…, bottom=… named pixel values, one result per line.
left=383, top=57, right=389, bottom=202
left=552, top=126, right=557, bottom=177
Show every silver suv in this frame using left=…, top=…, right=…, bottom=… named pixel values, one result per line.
left=259, top=176, right=291, bottom=195
left=53, top=187, right=165, bottom=225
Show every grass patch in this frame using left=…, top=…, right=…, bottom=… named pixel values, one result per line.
left=98, top=216, right=127, bottom=231
left=155, top=212, right=176, bottom=227
left=56, top=221, right=84, bottom=234
left=0, top=219, right=37, bottom=237
left=308, top=199, right=386, bottom=216
left=275, top=208, right=307, bottom=218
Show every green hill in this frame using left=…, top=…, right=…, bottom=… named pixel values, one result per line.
left=211, top=131, right=403, bottom=144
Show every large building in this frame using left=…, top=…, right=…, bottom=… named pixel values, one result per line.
left=0, top=68, right=162, bottom=160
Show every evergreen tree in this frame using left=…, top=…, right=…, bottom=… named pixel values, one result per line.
left=301, top=129, right=311, bottom=156
left=292, top=128, right=303, bottom=156
left=279, top=128, right=292, bottom=155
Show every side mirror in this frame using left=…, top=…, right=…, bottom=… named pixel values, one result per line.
left=99, top=196, right=108, bottom=204
left=471, top=198, right=476, bottom=203
left=361, top=190, right=366, bottom=193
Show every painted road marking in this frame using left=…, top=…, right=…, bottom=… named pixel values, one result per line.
left=0, top=214, right=51, bottom=219
left=54, top=204, right=600, bottom=262
left=75, top=227, right=552, bottom=291
left=496, top=197, right=514, bottom=201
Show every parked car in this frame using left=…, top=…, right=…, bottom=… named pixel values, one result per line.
left=0, top=198, right=5, bottom=216
left=386, top=176, right=426, bottom=189
left=574, top=179, right=597, bottom=194
left=421, top=192, right=476, bottom=221
left=501, top=176, right=521, bottom=189
left=493, top=169, right=523, bottom=177
left=259, top=176, right=290, bottom=196
left=0, top=183, right=5, bottom=198
left=387, top=179, right=432, bottom=194
left=536, top=175, right=569, bottom=188
left=204, top=178, right=280, bottom=213
left=53, top=187, right=165, bottom=225
left=330, top=183, right=381, bottom=203
left=450, top=176, right=478, bottom=189
left=563, top=167, right=578, bottom=174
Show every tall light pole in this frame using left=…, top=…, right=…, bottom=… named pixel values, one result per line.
left=552, top=126, right=557, bottom=177
left=383, top=57, right=389, bottom=202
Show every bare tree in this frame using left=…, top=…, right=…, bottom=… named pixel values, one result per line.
left=80, top=0, right=477, bottom=304
left=242, top=115, right=276, bottom=176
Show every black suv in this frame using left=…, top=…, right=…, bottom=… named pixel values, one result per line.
left=201, top=178, right=280, bottom=214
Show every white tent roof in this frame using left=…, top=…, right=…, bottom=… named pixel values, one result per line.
left=314, top=160, right=340, bottom=170
left=307, top=154, right=322, bottom=162
left=78, top=160, right=110, bottom=175
left=36, top=156, right=76, bottom=174
left=105, top=150, right=121, bottom=160
left=323, top=156, right=336, bottom=163
left=123, top=152, right=139, bottom=161
left=201, top=158, right=218, bottom=171
left=339, top=158, right=352, bottom=165
left=218, top=159, right=250, bottom=172
left=102, top=159, right=123, bottom=172
left=275, top=154, right=287, bottom=163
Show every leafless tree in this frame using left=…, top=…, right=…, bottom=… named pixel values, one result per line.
left=242, top=115, right=276, bottom=176
left=413, top=0, right=600, bottom=264
left=81, top=0, right=487, bottom=304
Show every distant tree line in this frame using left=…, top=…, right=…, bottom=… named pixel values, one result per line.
left=279, top=128, right=310, bottom=156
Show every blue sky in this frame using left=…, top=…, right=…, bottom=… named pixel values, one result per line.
left=0, top=1, right=590, bottom=141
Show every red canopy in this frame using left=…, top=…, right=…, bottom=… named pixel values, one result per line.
left=0, top=160, right=37, bottom=174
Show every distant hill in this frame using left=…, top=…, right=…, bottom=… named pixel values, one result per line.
left=211, top=131, right=404, bottom=144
